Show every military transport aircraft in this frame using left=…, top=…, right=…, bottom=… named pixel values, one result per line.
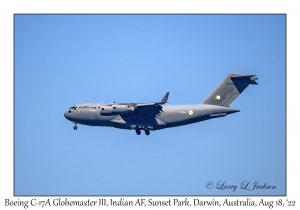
left=64, top=73, right=258, bottom=135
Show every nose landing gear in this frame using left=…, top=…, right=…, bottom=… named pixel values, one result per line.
left=73, top=123, right=77, bottom=130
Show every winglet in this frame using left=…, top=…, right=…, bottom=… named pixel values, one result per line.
left=160, top=92, right=169, bottom=104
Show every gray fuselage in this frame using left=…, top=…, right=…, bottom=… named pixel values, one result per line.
left=64, top=103, right=239, bottom=131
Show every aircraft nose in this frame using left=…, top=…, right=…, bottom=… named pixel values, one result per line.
left=64, top=111, right=69, bottom=119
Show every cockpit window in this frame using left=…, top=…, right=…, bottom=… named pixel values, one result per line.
left=69, top=106, right=76, bottom=110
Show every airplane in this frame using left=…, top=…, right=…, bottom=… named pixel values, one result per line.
left=64, top=73, right=258, bottom=135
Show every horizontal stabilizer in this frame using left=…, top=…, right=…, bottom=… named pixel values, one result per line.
left=210, top=113, right=227, bottom=117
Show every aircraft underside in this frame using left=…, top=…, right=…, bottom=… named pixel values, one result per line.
left=66, top=105, right=239, bottom=135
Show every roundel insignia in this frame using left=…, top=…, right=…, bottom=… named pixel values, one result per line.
left=188, top=110, right=193, bottom=115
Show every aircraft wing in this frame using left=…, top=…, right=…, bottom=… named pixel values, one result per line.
left=132, top=92, right=168, bottom=117
left=107, top=92, right=169, bottom=117
left=107, top=92, right=169, bottom=107
left=108, top=92, right=169, bottom=106
left=134, top=103, right=164, bottom=117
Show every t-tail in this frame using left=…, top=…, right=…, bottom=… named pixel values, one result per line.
left=202, top=73, right=258, bottom=107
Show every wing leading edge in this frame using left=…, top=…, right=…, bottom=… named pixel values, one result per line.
left=107, top=92, right=169, bottom=107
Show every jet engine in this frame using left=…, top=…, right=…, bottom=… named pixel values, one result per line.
left=101, top=105, right=134, bottom=116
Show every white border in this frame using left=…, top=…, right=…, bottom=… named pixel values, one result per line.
left=1, top=0, right=298, bottom=209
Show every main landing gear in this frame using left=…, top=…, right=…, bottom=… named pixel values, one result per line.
left=135, top=126, right=141, bottom=135
left=135, top=126, right=150, bottom=135
left=144, top=127, right=150, bottom=136
left=73, top=123, right=77, bottom=130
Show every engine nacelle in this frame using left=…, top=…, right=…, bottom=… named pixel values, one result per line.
left=101, top=105, right=134, bottom=116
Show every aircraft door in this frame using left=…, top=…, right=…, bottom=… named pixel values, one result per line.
left=84, top=114, right=89, bottom=120
left=79, top=110, right=83, bottom=119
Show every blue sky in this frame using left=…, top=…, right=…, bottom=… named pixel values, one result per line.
left=14, top=14, right=285, bottom=196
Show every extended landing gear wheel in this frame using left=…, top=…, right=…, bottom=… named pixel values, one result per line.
left=135, top=127, right=141, bottom=135
left=73, top=125, right=77, bottom=130
left=145, top=127, right=150, bottom=135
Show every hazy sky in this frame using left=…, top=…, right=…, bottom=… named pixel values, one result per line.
left=14, top=14, right=285, bottom=196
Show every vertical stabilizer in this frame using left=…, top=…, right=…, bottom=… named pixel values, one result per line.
left=202, top=73, right=258, bottom=107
